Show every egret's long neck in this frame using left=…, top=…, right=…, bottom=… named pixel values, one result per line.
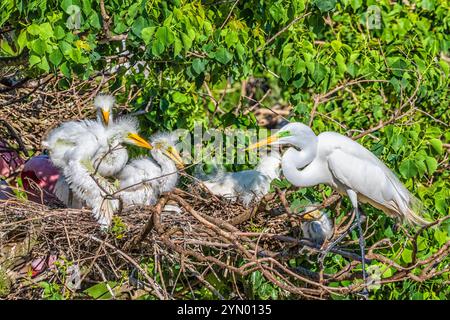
left=282, top=138, right=318, bottom=187
left=152, top=150, right=178, bottom=193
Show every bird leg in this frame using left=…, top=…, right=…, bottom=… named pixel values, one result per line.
left=355, top=206, right=369, bottom=299
left=318, top=206, right=369, bottom=298
left=318, top=221, right=358, bottom=284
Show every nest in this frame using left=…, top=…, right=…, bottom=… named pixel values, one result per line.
left=1, top=73, right=448, bottom=300
left=2, top=181, right=448, bottom=300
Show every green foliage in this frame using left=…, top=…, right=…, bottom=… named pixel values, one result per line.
left=2, top=0, right=449, bottom=300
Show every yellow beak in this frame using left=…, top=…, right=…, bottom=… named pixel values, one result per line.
left=246, top=134, right=280, bottom=151
left=128, top=133, right=153, bottom=150
left=303, top=209, right=322, bottom=220
left=165, top=146, right=185, bottom=169
left=102, top=109, right=110, bottom=126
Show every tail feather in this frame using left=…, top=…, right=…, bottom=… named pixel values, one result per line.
left=93, top=197, right=119, bottom=227
left=403, top=196, right=430, bottom=227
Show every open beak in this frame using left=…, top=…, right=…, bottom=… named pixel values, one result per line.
left=102, top=109, right=110, bottom=126
left=128, top=133, right=153, bottom=150
left=165, top=146, right=184, bottom=169
left=303, top=209, right=321, bottom=221
left=246, top=134, right=280, bottom=151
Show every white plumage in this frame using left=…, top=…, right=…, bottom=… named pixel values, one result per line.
left=117, top=132, right=182, bottom=207
left=199, top=151, right=281, bottom=207
left=43, top=94, right=118, bottom=208
left=94, top=94, right=115, bottom=126
left=300, top=206, right=333, bottom=244
left=54, top=176, right=84, bottom=208
left=43, top=114, right=152, bottom=227
left=250, top=122, right=429, bottom=226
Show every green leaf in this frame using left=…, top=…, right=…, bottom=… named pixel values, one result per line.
left=173, top=37, right=182, bottom=56
left=429, top=138, right=443, bottom=155
left=27, top=24, right=41, bottom=36
left=401, top=248, right=413, bottom=264
left=38, top=56, right=50, bottom=72
left=280, top=66, right=292, bottom=82
left=88, top=12, right=101, bottom=29
left=83, top=281, right=117, bottom=299
left=54, top=26, right=66, bottom=40
left=399, top=159, right=417, bottom=179
left=312, top=63, right=326, bottom=84
left=61, top=0, right=73, bottom=12
left=224, top=31, right=239, bottom=47
left=350, top=0, right=362, bottom=11
left=59, top=62, right=71, bottom=78
left=330, top=40, right=342, bottom=52
left=192, top=59, right=206, bottom=74
left=151, top=40, right=165, bottom=56
left=181, top=33, right=192, bottom=52
left=433, top=229, right=447, bottom=246
left=49, top=49, right=63, bottom=66
left=155, top=26, right=174, bottom=46
left=0, top=40, right=15, bottom=55
left=172, top=91, right=188, bottom=103
left=38, top=22, right=53, bottom=40
left=141, top=27, right=156, bottom=44
left=314, top=0, right=337, bottom=13
left=31, top=39, right=47, bottom=55
left=214, top=47, right=233, bottom=65
left=424, top=156, right=438, bottom=175
left=17, top=30, right=27, bottom=52
left=421, top=0, right=435, bottom=10
left=29, top=55, right=41, bottom=67
left=132, top=16, right=148, bottom=37
left=335, top=53, right=346, bottom=74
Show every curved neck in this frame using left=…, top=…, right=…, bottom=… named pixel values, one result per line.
left=151, top=150, right=178, bottom=193
left=281, top=139, right=318, bottom=187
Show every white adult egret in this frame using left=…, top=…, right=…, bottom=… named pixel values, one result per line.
left=197, top=151, right=281, bottom=208
left=249, top=122, right=429, bottom=295
left=300, top=206, right=333, bottom=245
left=117, top=132, right=184, bottom=206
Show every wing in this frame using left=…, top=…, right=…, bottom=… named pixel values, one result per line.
left=64, top=157, right=119, bottom=226
left=54, top=176, right=83, bottom=208
left=327, top=149, right=399, bottom=212
left=43, top=121, right=99, bottom=169
left=117, top=158, right=161, bottom=206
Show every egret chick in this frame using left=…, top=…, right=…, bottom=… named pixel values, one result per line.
left=300, top=206, right=333, bottom=245
left=44, top=94, right=119, bottom=208
left=45, top=117, right=151, bottom=226
left=117, top=132, right=184, bottom=206
left=198, top=151, right=281, bottom=208
left=94, top=94, right=115, bottom=126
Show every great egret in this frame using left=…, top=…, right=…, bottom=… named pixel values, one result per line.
left=44, top=116, right=152, bottom=226
left=300, top=206, right=333, bottom=245
left=249, top=122, right=429, bottom=295
left=117, top=132, right=184, bottom=206
left=198, top=152, right=281, bottom=208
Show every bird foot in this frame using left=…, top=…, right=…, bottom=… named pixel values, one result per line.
left=356, top=288, right=369, bottom=300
